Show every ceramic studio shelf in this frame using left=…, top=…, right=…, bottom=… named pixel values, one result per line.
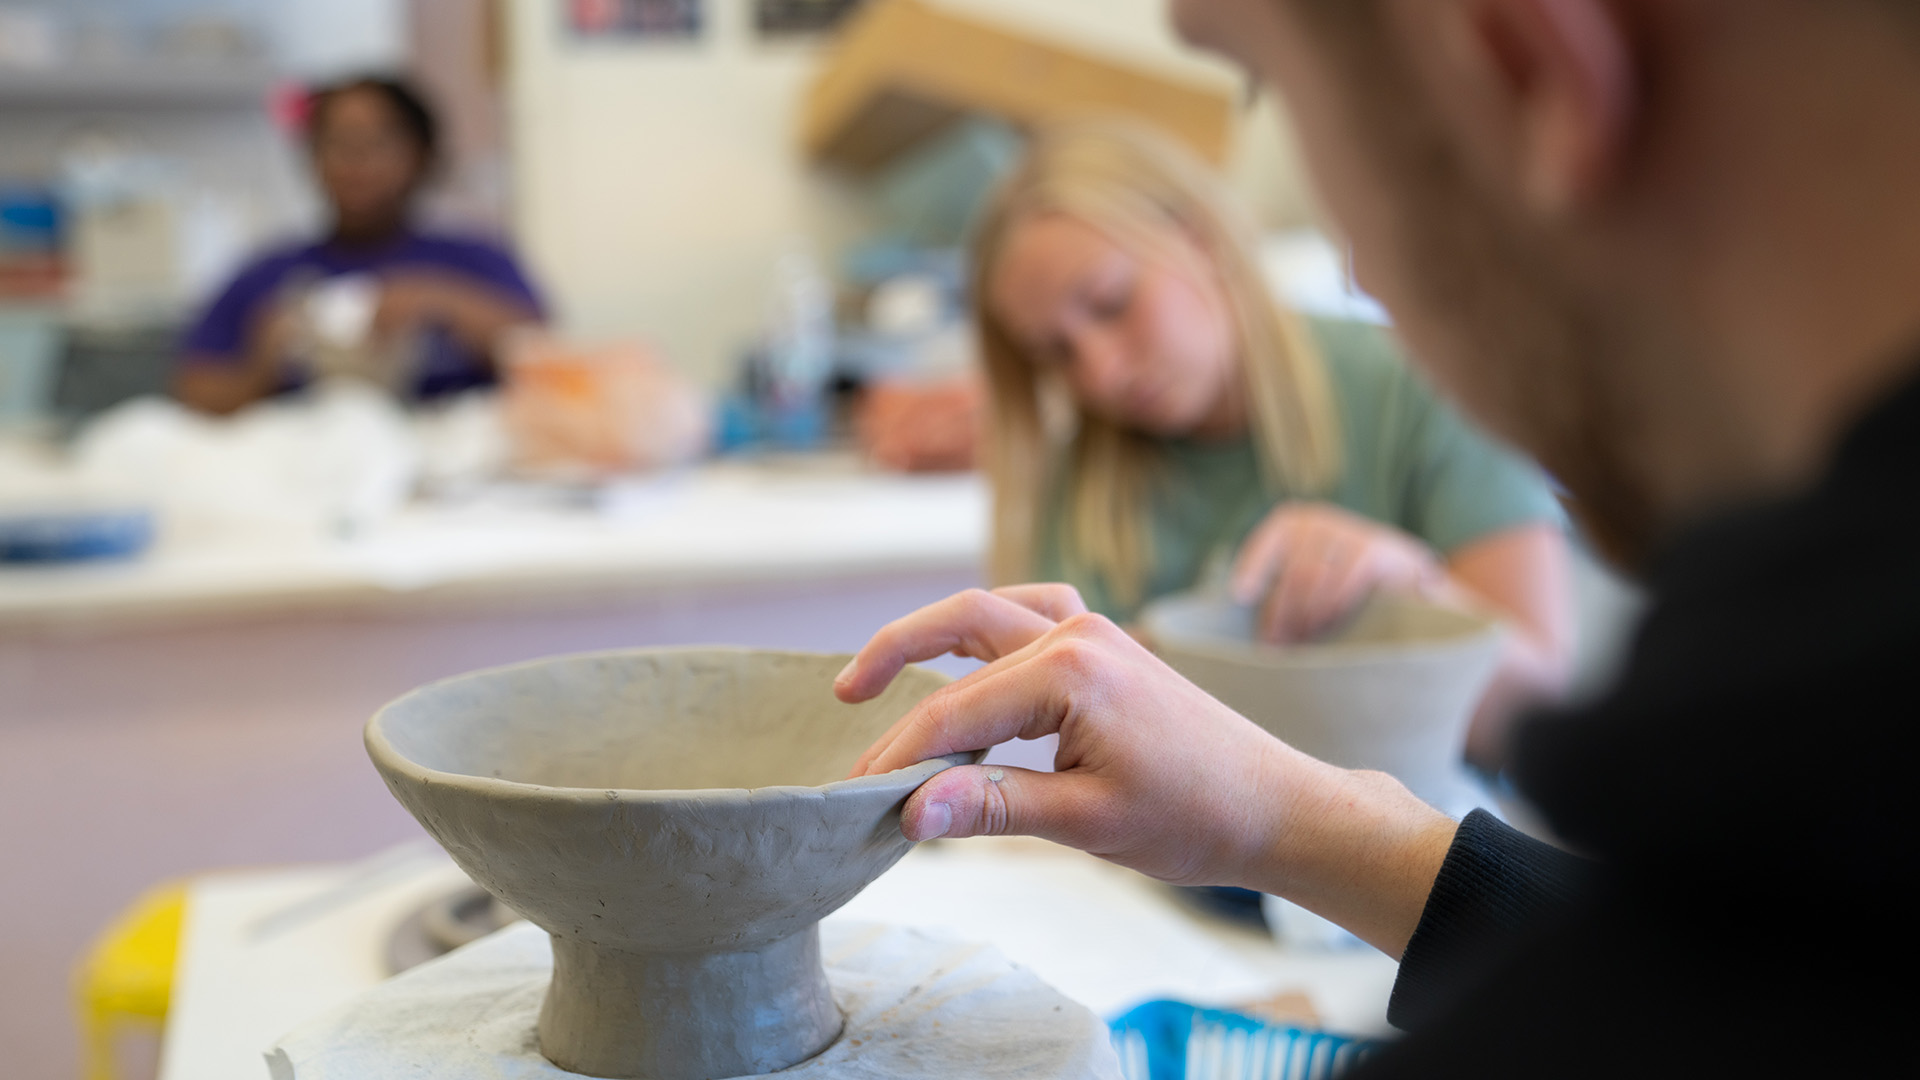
left=0, top=62, right=275, bottom=109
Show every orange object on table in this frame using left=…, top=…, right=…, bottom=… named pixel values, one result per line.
left=502, top=334, right=712, bottom=474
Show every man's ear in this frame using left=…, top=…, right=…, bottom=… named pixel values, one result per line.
left=1406, top=0, right=1637, bottom=215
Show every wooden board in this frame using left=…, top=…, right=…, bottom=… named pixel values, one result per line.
left=801, top=0, right=1236, bottom=173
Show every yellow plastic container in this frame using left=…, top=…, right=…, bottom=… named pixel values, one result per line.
left=74, top=881, right=188, bottom=1080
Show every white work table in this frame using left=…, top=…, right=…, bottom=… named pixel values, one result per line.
left=0, top=457, right=987, bottom=632
left=3, top=455, right=994, bottom=746
left=162, top=840, right=1399, bottom=1080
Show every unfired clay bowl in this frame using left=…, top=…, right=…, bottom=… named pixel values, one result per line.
left=1141, top=592, right=1504, bottom=815
left=365, top=647, right=971, bottom=1080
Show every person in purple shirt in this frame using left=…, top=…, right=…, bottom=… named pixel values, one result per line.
left=175, top=76, right=545, bottom=414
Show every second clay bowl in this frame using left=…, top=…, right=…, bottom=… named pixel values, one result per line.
left=365, top=647, right=968, bottom=1080
left=1141, top=592, right=1504, bottom=816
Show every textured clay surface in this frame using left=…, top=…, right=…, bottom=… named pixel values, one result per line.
left=365, top=648, right=972, bottom=1080
left=268, top=920, right=1125, bottom=1080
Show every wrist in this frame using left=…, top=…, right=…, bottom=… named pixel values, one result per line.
left=1245, top=751, right=1458, bottom=957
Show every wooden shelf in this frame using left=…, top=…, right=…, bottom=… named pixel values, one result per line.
left=802, top=0, right=1236, bottom=174
left=0, top=61, right=275, bottom=110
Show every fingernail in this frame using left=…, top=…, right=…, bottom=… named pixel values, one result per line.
left=834, top=659, right=857, bottom=687
left=910, top=801, right=952, bottom=841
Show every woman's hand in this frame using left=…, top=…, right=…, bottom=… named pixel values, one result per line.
left=834, top=584, right=1458, bottom=957
left=372, top=272, right=463, bottom=337
left=1228, top=502, right=1444, bottom=644
left=173, top=301, right=306, bottom=415
left=1233, top=508, right=1577, bottom=769
left=374, top=271, right=537, bottom=356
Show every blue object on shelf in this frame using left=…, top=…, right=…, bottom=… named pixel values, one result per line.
left=0, top=507, right=155, bottom=564
left=713, top=390, right=829, bottom=454
left=1109, top=1000, right=1381, bottom=1080
left=0, top=184, right=62, bottom=253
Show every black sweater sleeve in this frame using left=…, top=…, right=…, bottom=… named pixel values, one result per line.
left=1386, top=809, right=1594, bottom=1031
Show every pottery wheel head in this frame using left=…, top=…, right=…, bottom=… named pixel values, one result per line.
left=365, top=648, right=973, bottom=954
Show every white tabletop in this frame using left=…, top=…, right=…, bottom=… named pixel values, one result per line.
left=161, top=840, right=1398, bottom=1080
left=0, top=458, right=986, bottom=632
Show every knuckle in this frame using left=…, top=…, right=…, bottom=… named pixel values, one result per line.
left=911, top=694, right=959, bottom=747
left=977, top=776, right=1014, bottom=837
left=1056, top=611, right=1119, bottom=639
left=954, top=587, right=997, bottom=616
left=1042, top=582, right=1087, bottom=613
left=1044, top=634, right=1108, bottom=683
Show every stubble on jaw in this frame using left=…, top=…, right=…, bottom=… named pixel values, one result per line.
left=1375, top=162, right=1668, bottom=572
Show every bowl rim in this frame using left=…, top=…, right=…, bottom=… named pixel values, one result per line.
left=364, top=645, right=978, bottom=804
left=1139, top=592, right=1507, bottom=670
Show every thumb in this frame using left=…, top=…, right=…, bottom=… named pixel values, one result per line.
left=900, top=764, right=1070, bottom=842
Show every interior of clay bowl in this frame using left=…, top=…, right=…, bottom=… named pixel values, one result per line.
left=373, top=648, right=943, bottom=792
left=1141, top=590, right=1501, bottom=665
left=365, top=647, right=970, bottom=957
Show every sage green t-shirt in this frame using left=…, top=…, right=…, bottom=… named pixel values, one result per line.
left=1036, top=317, right=1564, bottom=621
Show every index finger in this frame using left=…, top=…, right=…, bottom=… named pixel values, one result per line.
left=1229, top=513, right=1300, bottom=605
left=990, top=583, right=1089, bottom=622
left=834, top=588, right=1059, bottom=704
left=861, top=633, right=1086, bottom=776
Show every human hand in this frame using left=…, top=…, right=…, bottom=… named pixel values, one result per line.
left=253, top=300, right=307, bottom=365
left=1228, top=502, right=1443, bottom=644
left=837, top=585, right=1317, bottom=887
left=372, top=272, right=461, bottom=339
left=836, top=583, right=1462, bottom=956
left=834, top=583, right=1088, bottom=704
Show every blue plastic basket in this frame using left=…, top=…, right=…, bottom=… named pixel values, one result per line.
left=1110, top=1000, right=1381, bottom=1080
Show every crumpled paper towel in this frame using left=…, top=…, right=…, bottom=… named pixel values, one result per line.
left=267, top=920, right=1122, bottom=1080
left=73, top=381, right=419, bottom=542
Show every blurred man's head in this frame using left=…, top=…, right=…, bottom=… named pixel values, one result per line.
left=1176, top=0, right=1920, bottom=568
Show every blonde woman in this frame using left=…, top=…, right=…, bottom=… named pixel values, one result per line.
left=972, top=122, right=1573, bottom=764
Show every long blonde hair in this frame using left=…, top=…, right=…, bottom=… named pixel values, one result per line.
left=973, top=121, right=1343, bottom=606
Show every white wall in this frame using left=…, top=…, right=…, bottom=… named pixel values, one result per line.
left=505, top=0, right=1319, bottom=388
left=271, top=0, right=410, bottom=80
